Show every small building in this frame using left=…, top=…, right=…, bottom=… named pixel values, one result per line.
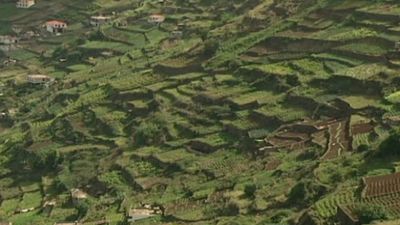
left=90, top=16, right=112, bottom=27
left=27, top=74, right=53, bottom=84
left=3, top=58, right=17, bottom=66
left=45, top=20, right=67, bottom=33
left=148, top=14, right=165, bottom=23
left=177, top=22, right=186, bottom=30
left=70, top=188, right=88, bottom=204
left=170, top=30, right=183, bottom=39
left=114, top=19, right=128, bottom=27
left=127, top=208, right=157, bottom=222
left=16, top=0, right=35, bottom=8
left=54, top=222, right=82, bottom=225
left=0, top=35, right=19, bottom=45
left=0, top=222, right=12, bottom=225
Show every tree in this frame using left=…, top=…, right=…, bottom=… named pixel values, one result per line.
left=354, top=204, right=389, bottom=224
left=244, top=183, right=257, bottom=199
left=378, top=131, right=400, bottom=157
left=203, top=39, right=219, bottom=57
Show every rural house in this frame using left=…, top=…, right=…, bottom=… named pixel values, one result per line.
left=16, top=0, right=35, bottom=8
left=45, top=20, right=67, bottom=33
left=171, top=30, right=183, bottom=39
left=70, top=188, right=88, bottom=204
left=148, top=14, right=165, bottom=23
left=0, top=35, right=19, bottom=45
left=53, top=222, right=82, bottom=225
left=127, top=208, right=161, bottom=222
left=27, top=74, right=54, bottom=84
left=90, top=16, right=112, bottom=26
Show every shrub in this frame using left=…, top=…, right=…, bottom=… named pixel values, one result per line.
left=378, top=130, right=400, bottom=157
left=354, top=204, right=389, bottom=224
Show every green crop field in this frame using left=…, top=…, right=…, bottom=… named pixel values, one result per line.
left=1, top=0, right=400, bottom=224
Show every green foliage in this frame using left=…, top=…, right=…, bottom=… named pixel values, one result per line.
left=354, top=204, right=389, bottom=224
left=48, top=118, right=84, bottom=144
left=378, top=130, right=400, bottom=157
left=134, top=114, right=168, bottom=146
left=287, top=180, right=326, bottom=206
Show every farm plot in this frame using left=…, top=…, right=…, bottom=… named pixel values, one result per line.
left=334, top=63, right=395, bottom=81
left=341, top=95, right=382, bottom=109
left=315, top=189, right=356, bottom=218
left=362, top=172, right=400, bottom=198
left=321, top=120, right=350, bottom=160
left=189, top=133, right=232, bottom=154
left=226, top=91, right=283, bottom=109
left=103, top=27, right=147, bottom=47
left=254, top=104, right=311, bottom=124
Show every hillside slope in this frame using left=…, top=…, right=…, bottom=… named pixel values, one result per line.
left=1, top=0, right=400, bottom=224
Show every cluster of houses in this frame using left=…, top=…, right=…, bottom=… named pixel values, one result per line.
left=0, top=36, right=19, bottom=45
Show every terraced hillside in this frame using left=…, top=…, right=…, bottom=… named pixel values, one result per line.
left=1, top=0, right=400, bottom=224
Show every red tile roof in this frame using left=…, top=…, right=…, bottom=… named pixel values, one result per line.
left=46, top=20, right=67, bottom=26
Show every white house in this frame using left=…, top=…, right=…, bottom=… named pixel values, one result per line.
left=16, top=0, right=35, bottom=8
left=27, top=74, right=54, bottom=84
left=90, top=16, right=112, bottom=26
left=148, top=14, right=165, bottom=23
left=45, top=20, right=67, bottom=33
left=0, top=35, right=19, bottom=45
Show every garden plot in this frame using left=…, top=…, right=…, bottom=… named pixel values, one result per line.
left=189, top=133, right=232, bottom=154
left=188, top=150, right=250, bottom=178
left=313, top=52, right=364, bottom=67
left=254, top=104, right=311, bottom=124
left=80, top=41, right=133, bottom=53
left=175, top=119, right=223, bottom=137
left=107, top=73, right=164, bottom=91
left=193, top=85, right=253, bottom=105
left=335, top=42, right=389, bottom=57
left=92, top=106, right=127, bottom=136
left=315, top=188, right=356, bottom=218
left=18, top=191, right=42, bottom=211
left=103, top=27, right=147, bottom=46
left=340, top=95, right=382, bottom=110
left=321, top=120, right=350, bottom=160
left=152, top=149, right=197, bottom=167
left=308, top=27, right=379, bottom=41
left=167, top=72, right=206, bottom=83
left=226, top=91, right=283, bottom=109
left=357, top=3, right=400, bottom=17
left=334, top=63, right=395, bottom=81
left=223, top=116, right=261, bottom=137
left=163, top=88, right=192, bottom=105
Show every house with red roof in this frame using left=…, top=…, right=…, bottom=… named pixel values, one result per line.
left=45, top=20, right=67, bottom=33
